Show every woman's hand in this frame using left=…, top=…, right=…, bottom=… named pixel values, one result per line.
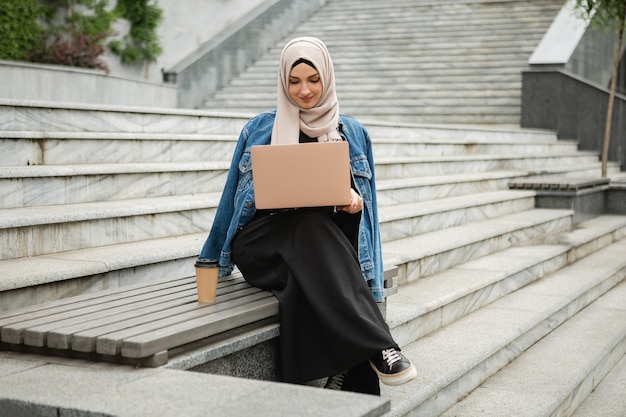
left=338, top=188, right=363, bottom=214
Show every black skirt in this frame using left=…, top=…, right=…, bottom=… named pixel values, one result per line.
left=231, top=208, right=397, bottom=384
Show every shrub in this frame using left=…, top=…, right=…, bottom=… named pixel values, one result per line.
left=0, top=0, right=43, bottom=61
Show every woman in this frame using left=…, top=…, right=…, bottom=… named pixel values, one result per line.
left=198, top=37, right=416, bottom=395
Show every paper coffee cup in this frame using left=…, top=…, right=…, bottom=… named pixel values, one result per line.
left=194, top=259, right=219, bottom=303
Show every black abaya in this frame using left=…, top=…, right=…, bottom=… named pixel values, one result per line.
left=230, top=208, right=397, bottom=385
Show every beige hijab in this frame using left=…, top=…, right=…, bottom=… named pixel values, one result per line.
left=271, top=37, right=341, bottom=145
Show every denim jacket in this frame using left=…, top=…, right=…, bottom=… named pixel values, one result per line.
left=198, top=110, right=385, bottom=302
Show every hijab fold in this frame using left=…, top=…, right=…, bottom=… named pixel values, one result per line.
left=271, top=37, right=341, bottom=145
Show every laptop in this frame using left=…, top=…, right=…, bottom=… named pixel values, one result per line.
left=251, top=141, right=352, bottom=210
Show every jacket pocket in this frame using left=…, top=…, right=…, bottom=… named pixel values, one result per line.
left=350, top=155, right=372, bottom=180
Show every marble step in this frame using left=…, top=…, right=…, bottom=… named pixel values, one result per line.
left=234, top=67, right=528, bottom=82
left=0, top=131, right=238, bottom=166
left=570, top=351, right=626, bottom=417
left=0, top=100, right=249, bottom=134
left=213, top=87, right=524, bottom=101
left=199, top=0, right=562, bottom=124
left=383, top=208, right=573, bottom=285
left=0, top=162, right=228, bottom=209
left=0, top=193, right=219, bottom=259
left=373, top=153, right=600, bottom=180
left=374, top=138, right=577, bottom=158
left=378, top=190, right=536, bottom=243
left=228, top=73, right=522, bottom=88
left=376, top=164, right=626, bottom=207
left=0, top=190, right=533, bottom=260
left=363, top=123, right=558, bottom=143
left=439, top=279, right=626, bottom=417
left=376, top=171, right=520, bottom=205
left=0, top=207, right=572, bottom=312
left=0, top=232, right=207, bottom=312
left=387, top=214, right=626, bottom=347
left=381, top=236, right=626, bottom=417
left=251, top=54, right=536, bottom=69
left=3, top=158, right=607, bottom=210
left=0, top=130, right=576, bottom=166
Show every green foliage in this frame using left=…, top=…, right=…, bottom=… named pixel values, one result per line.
left=573, top=0, right=626, bottom=31
left=111, top=0, right=163, bottom=65
left=0, top=0, right=43, bottom=60
left=30, top=0, right=115, bottom=72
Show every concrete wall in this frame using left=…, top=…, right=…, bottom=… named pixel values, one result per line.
left=0, top=60, right=177, bottom=108
left=521, top=69, right=626, bottom=171
left=102, top=0, right=267, bottom=84
left=0, top=0, right=267, bottom=108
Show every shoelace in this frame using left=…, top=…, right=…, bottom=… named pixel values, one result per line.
left=381, top=348, right=402, bottom=367
left=325, top=369, right=348, bottom=390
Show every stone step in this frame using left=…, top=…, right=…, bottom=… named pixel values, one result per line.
left=0, top=207, right=572, bottom=313
left=0, top=233, right=206, bottom=312
left=376, top=171, right=523, bottom=205
left=251, top=54, right=535, bottom=69
left=228, top=73, right=523, bottom=88
left=373, top=153, right=600, bottom=180
left=0, top=100, right=249, bottom=134
left=199, top=0, right=563, bottom=124
left=0, top=193, right=219, bottom=259
left=0, top=189, right=532, bottom=260
left=0, top=162, right=228, bottom=209
left=387, top=215, right=626, bottom=346
left=3, top=157, right=610, bottom=211
left=384, top=208, right=573, bottom=285
left=376, top=164, right=626, bottom=207
left=439, top=279, right=626, bottom=417
left=0, top=131, right=238, bottom=166
left=378, top=190, right=536, bottom=242
left=381, top=236, right=626, bottom=417
left=570, top=351, right=626, bottom=417
left=0, top=129, right=577, bottom=166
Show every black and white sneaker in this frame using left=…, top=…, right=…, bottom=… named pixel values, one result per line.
left=324, top=369, right=349, bottom=390
left=369, top=348, right=417, bottom=386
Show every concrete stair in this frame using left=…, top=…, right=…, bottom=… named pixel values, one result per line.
left=1, top=100, right=625, bottom=417
left=201, top=0, right=564, bottom=125
left=2, top=46, right=626, bottom=417
left=381, top=216, right=626, bottom=416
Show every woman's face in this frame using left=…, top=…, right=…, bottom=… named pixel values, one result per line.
left=288, top=63, right=323, bottom=109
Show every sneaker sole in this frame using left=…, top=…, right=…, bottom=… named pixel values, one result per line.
left=369, top=362, right=417, bottom=386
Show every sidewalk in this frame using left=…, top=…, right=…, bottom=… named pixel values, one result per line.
left=0, top=352, right=389, bottom=417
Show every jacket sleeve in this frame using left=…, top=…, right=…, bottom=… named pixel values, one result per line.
left=198, top=124, right=250, bottom=265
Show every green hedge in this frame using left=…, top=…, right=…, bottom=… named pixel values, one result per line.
left=0, top=0, right=43, bottom=61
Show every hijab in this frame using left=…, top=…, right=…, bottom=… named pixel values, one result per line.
left=270, top=37, right=341, bottom=145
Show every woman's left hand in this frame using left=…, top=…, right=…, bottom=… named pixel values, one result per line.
left=338, top=188, right=363, bottom=214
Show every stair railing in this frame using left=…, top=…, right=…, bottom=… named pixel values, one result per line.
left=162, top=0, right=326, bottom=109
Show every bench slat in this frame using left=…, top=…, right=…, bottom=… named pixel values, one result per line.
left=68, top=286, right=264, bottom=353
left=1, top=277, right=249, bottom=345
left=21, top=285, right=198, bottom=347
left=96, top=290, right=274, bottom=356
left=2, top=282, right=195, bottom=345
left=0, top=266, right=396, bottom=365
left=0, top=276, right=193, bottom=322
left=121, top=297, right=279, bottom=358
left=30, top=282, right=255, bottom=349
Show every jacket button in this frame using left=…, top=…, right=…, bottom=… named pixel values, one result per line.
left=247, top=202, right=253, bottom=208
left=243, top=161, right=248, bottom=167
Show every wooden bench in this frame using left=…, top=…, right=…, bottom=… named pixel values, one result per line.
left=0, top=267, right=398, bottom=368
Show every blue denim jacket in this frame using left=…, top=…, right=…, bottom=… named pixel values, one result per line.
left=198, top=110, right=385, bottom=301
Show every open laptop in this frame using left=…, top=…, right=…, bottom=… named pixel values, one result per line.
left=251, top=141, right=352, bottom=210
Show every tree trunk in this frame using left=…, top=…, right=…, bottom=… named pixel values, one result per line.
left=602, top=2, right=626, bottom=177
